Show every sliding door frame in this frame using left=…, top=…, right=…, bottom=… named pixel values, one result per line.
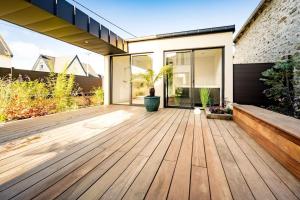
left=163, top=46, right=225, bottom=108
left=110, top=52, right=154, bottom=106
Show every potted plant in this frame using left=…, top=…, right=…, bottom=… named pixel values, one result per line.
left=132, top=65, right=171, bottom=112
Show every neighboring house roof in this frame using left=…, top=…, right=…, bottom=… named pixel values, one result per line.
left=82, top=63, right=99, bottom=77
left=127, top=25, right=235, bottom=43
left=32, top=54, right=99, bottom=77
left=0, top=35, right=13, bottom=57
left=234, top=0, right=272, bottom=43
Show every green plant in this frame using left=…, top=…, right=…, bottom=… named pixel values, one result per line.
left=92, top=87, right=104, bottom=105
left=174, top=88, right=183, bottom=106
left=52, top=72, right=76, bottom=111
left=132, top=65, right=172, bottom=96
left=260, top=55, right=298, bottom=116
left=200, top=88, right=210, bottom=108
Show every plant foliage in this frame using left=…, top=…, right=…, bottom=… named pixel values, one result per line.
left=200, top=88, right=210, bottom=108
left=260, top=55, right=299, bottom=117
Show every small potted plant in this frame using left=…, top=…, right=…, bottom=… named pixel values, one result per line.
left=132, top=65, right=171, bottom=112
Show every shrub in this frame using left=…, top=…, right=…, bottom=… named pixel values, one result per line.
left=260, top=55, right=298, bottom=117
left=52, top=72, right=76, bottom=111
left=200, top=88, right=210, bottom=108
left=91, top=87, right=104, bottom=105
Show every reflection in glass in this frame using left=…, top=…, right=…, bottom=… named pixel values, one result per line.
left=166, top=51, right=192, bottom=107
left=131, top=55, right=153, bottom=105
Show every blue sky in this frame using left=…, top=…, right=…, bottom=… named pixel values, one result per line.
left=0, top=0, right=260, bottom=75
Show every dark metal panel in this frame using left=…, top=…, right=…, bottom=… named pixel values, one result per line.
left=75, top=8, right=88, bottom=31
left=109, top=31, right=117, bottom=47
left=30, top=0, right=56, bottom=14
left=89, top=18, right=100, bottom=38
left=233, top=63, right=274, bottom=106
left=100, top=25, right=109, bottom=43
left=123, top=41, right=128, bottom=52
left=117, top=36, right=123, bottom=50
left=56, top=0, right=74, bottom=24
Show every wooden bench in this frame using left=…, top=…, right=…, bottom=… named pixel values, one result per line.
left=233, top=104, right=300, bottom=179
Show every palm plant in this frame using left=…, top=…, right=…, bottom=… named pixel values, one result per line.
left=132, top=65, right=172, bottom=97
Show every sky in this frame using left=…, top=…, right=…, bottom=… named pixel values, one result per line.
left=0, top=0, right=260, bottom=75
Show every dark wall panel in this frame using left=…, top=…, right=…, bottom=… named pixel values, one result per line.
left=89, top=18, right=100, bottom=37
left=56, top=0, right=74, bottom=24
left=233, top=63, right=274, bottom=106
left=75, top=8, right=89, bottom=31
left=0, top=68, right=102, bottom=94
left=117, top=37, right=123, bottom=50
left=31, top=0, right=56, bottom=14
left=109, top=31, right=117, bottom=47
left=100, top=25, right=109, bottom=43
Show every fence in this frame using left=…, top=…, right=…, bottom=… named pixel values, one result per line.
left=0, top=67, right=102, bottom=94
left=233, top=63, right=274, bottom=106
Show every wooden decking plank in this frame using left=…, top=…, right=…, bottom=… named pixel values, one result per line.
left=221, top=120, right=298, bottom=200
left=122, top=110, right=185, bottom=200
left=54, top=110, right=176, bottom=200
left=190, top=166, right=210, bottom=200
left=192, top=112, right=206, bottom=167
left=0, top=107, right=145, bottom=170
left=100, top=155, right=149, bottom=200
left=164, top=110, right=190, bottom=162
left=76, top=109, right=178, bottom=200
left=16, top=110, right=175, bottom=200
left=214, top=119, right=276, bottom=200
left=200, top=113, right=233, bottom=200
left=168, top=110, right=193, bottom=200
left=0, top=109, right=170, bottom=200
left=99, top=110, right=183, bottom=200
left=0, top=109, right=150, bottom=189
left=229, top=121, right=300, bottom=198
left=0, top=105, right=124, bottom=144
left=213, top=133, right=254, bottom=200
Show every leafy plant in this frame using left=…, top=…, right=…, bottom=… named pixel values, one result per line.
left=52, top=72, right=76, bottom=111
left=132, top=65, right=172, bottom=96
left=174, top=88, right=183, bottom=106
left=92, top=87, right=104, bottom=105
left=200, top=88, right=210, bottom=108
left=260, top=55, right=298, bottom=116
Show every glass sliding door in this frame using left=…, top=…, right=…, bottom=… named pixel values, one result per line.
left=131, top=54, right=153, bottom=105
left=112, top=55, right=131, bottom=105
left=165, top=48, right=223, bottom=108
left=111, top=54, right=153, bottom=106
left=165, top=51, right=192, bottom=108
left=194, top=49, right=222, bottom=107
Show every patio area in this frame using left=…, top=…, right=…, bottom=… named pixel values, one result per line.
left=0, top=105, right=299, bottom=200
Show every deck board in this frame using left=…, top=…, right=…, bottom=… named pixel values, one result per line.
left=0, top=106, right=298, bottom=200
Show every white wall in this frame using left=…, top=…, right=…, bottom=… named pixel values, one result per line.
left=104, top=32, right=233, bottom=107
left=0, top=55, right=12, bottom=68
left=35, top=59, right=50, bottom=72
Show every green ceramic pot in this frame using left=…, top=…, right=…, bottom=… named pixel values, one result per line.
left=144, top=96, right=160, bottom=112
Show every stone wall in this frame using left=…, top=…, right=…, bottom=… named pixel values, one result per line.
left=234, top=0, right=300, bottom=64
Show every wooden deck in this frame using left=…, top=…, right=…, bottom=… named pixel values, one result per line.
left=0, top=105, right=299, bottom=200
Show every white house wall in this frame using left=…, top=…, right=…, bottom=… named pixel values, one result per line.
left=0, top=55, right=12, bottom=68
left=104, top=32, right=233, bottom=107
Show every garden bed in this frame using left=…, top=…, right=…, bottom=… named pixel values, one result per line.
left=205, top=107, right=233, bottom=120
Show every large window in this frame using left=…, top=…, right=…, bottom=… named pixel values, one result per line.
left=111, top=54, right=153, bottom=105
left=165, top=48, right=223, bottom=108
left=166, top=51, right=192, bottom=108
left=131, top=54, right=153, bottom=105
